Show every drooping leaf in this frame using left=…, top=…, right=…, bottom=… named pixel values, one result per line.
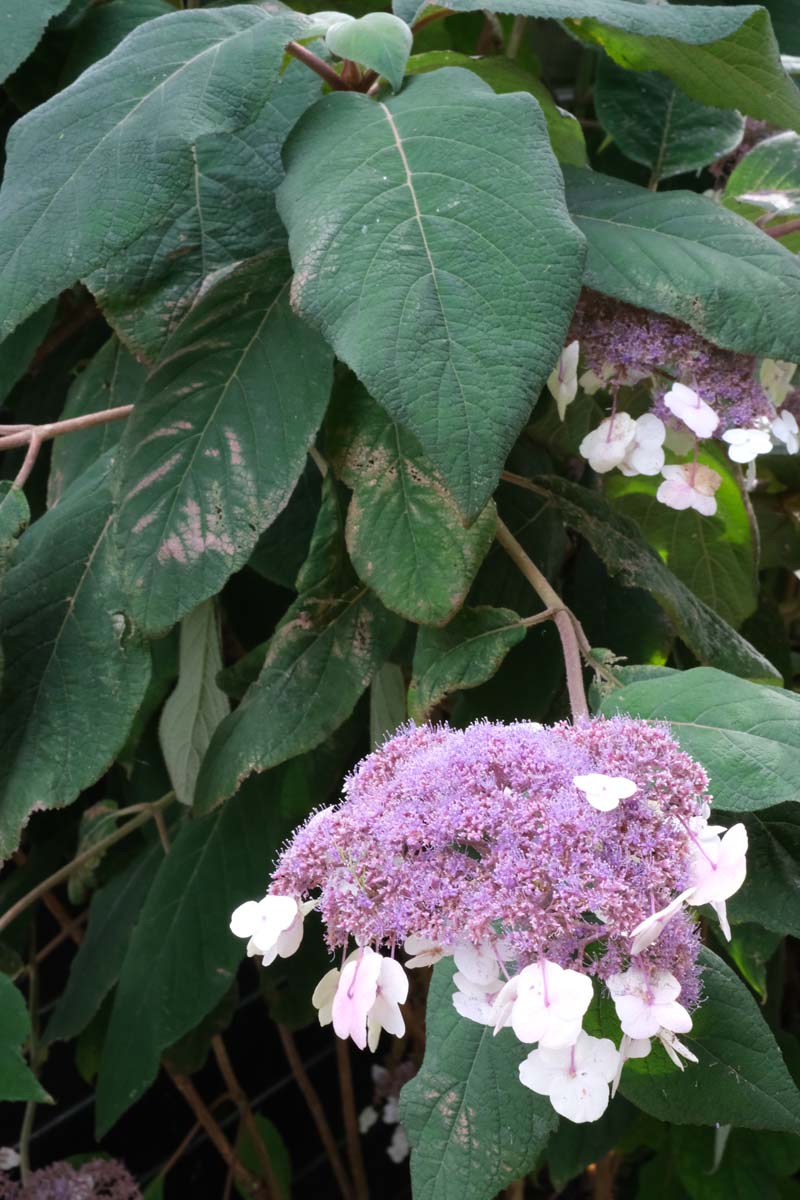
left=405, top=51, right=587, bottom=166
left=44, top=839, right=163, bottom=1045
left=598, top=666, right=800, bottom=812
left=327, top=380, right=496, bottom=625
left=86, top=53, right=322, bottom=360
left=408, top=606, right=527, bottom=722
left=594, top=58, right=744, bottom=182
left=533, top=476, right=779, bottom=681
left=672, top=1125, right=800, bottom=1200
left=114, top=253, right=333, bottom=635
left=96, top=741, right=351, bottom=1135
left=0, top=454, right=152, bottom=859
left=0, top=972, right=50, bottom=1103
left=326, top=13, right=412, bottom=91
left=195, top=481, right=402, bottom=813
left=159, top=602, right=230, bottom=807
left=0, top=300, right=56, bottom=405
left=48, top=336, right=145, bottom=505
left=277, top=67, right=585, bottom=520
left=722, top=805, right=800, bottom=938
left=562, top=166, right=800, bottom=361
left=0, top=0, right=71, bottom=83
left=400, top=961, right=558, bottom=1200
left=435, top=0, right=800, bottom=131
left=616, top=949, right=800, bottom=1134
left=370, top=662, right=407, bottom=747
left=247, top=461, right=322, bottom=591
left=605, top=444, right=758, bottom=630
left=0, top=5, right=306, bottom=340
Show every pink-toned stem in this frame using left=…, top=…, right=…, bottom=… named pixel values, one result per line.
left=286, top=41, right=350, bottom=90
left=0, top=404, right=133, bottom=453
left=764, top=216, right=800, bottom=240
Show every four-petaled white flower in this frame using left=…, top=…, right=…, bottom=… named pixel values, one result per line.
left=519, top=1031, right=619, bottom=1123
left=656, top=463, right=722, bottom=516
left=628, top=887, right=697, bottom=955
left=760, top=358, right=796, bottom=408
left=687, top=823, right=748, bottom=941
left=619, top=414, right=666, bottom=477
left=607, top=968, right=692, bottom=1040
left=573, top=773, right=638, bottom=813
left=579, top=413, right=637, bottom=474
left=404, top=934, right=452, bottom=969
left=721, top=426, right=773, bottom=464
left=772, top=409, right=799, bottom=454
left=229, top=894, right=313, bottom=964
left=548, top=340, right=580, bottom=420
left=452, top=969, right=505, bottom=1026
left=494, top=959, right=594, bottom=1048
left=664, top=383, right=719, bottom=438
left=330, top=946, right=409, bottom=1051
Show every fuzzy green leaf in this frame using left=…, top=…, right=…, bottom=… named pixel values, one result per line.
left=0, top=973, right=50, bottom=1103
left=723, top=805, right=800, bottom=938
left=0, top=0, right=71, bottom=82
left=325, top=13, right=412, bottom=91
left=277, top=67, right=584, bottom=520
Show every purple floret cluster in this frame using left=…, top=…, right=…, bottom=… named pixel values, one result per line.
left=272, top=717, right=708, bottom=1004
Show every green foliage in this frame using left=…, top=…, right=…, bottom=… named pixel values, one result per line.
left=0, top=0, right=72, bottom=83
left=325, top=13, right=413, bottom=91
left=0, top=972, right=50, bottom=1103
left=401, top=961, right=558, bottom=1200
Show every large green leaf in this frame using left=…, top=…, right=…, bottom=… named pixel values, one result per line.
left=325, top=12, right=412, bottom=91
left=159, top=602, right=230, bottom=807
left=563, top=166, right=800, bottom=361
left=277, top=67, right=585, bottom=521
left=598, top=666, right=800, bottom=812
left=723, top=806, right=800, bottom=938
left=59, top=0, right=174, bottom=86
left=0, top=455, right=152, bottom=859
left=400, top=961, right=558, bottom=1200
left=95, top=767, right=318, bottom=1135
left=594, top=58, right=744, bottom=182
left=44, top=840, right=163, bottom=1045
left=0, top=0, right=71, bottom=82
left=616, top=949, right=800, bottom=1134
left=433, top=0, right=800, bottom=131
left=86, top=53, right=322, bottom=361
left=48, top=336, right=144, bottom=506
left=724, top=132, right=800, bottom=249
left=405, top=51, right=587, bottom=166
left=408, top=605, right=527, bottom=721
left=327, top=381, right=496, bottom=625
left=533, top=477, right=779, bottom=681
left=0, top=5, right=305, bottom=341
left=195, top=482, right=402, bottom=812
left=0, top=973, right=50, bottom=1103
left=114, top=254, right=333, bottom=635
left=605, top=445, right=757, bottom=630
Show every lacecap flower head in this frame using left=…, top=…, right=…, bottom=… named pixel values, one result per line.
left=230, top=718, right=747, bottom=1124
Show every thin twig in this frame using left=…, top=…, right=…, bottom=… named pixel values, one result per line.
left=764, top=216, right=800, bottom=240
left=336, top=1038, right=369, bottom=1200
left=286, top=41, right=350, bottom=90
left=153, top=808, right=171, bottom=855
left=0, top=793, right=175, bottom=937
left=165, top=1068, right=268, bottom=1199
left=14, top=432, right=41, bottom=487
left=211, top=1035, right=281, bottom=1200
left=277, top=1025, right=354, bottom=1200
left=19, top=931, right=40, bottom=1183
left=495, top=516, right=589, bottom=720
left=506, top=14, right=527, bottom=59
left=0, top=405, right=133, bottom=453
left=411, top=7, right=453, bottom=33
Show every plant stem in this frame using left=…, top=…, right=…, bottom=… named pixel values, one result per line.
left=211, top=1035, right=280, bottom=1200
left=495, top=516, right=589, bottom=720
left=277, top=1025, right=354, bottom=1200
left=336, top=1037, right=369, bottom=1200
left=18, top=934, right=40, bottom=1184
left=411, top=8, right=453, bottom=33
left=0, top=793, right=175, bottom=937
left=0, top=404, right=133, bottom=453
left=764, top=216, right=800, bottom=240
left=286, top=41, right=350, bottom=90
left=506, top=15, right=527, bottom=59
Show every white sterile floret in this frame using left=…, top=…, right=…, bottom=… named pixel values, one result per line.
left=312, top=966, right=342, bottom=1027
left=330, top=947, right=409, bottom=1051
left=771, top=409, right=800, bottom=454
left=721, top=426, right=773, bottom=463
left=664, top=383, right=719, bottom=438
left=229, top=894, right=308, bottom=964
left=547, top=340, right=580, bottom=420
left=629, top=887, right=697, bottom=955
left=452, top=970, right=504, bottom=1026
left=519, top=1031, right=619, bottom=1123
left=404, top=934, right=452, bottom=969
left=619, top=414, right=666, bottom=477
left=656, top=463, right=722, bottom=516
left=611, top=1034, right=651, bottom=1097
left=573, top=773, right=638, bottom=813
left=687, top=823, right=748, bottom=941
left=494, top=959, right=593, bottom=1048
left=579, top=365, right=613, bottom=396
left=453, top=938, right=503, bottom=987
left=579, top=413, right=637, bottom=473
left=760, top=358, right=796, bottom=407
left=367, top=956, right=409, bottom=1052
left=659, top=1028, right=699, bottom=1070
left=607, top=968, right=692, bottom=1040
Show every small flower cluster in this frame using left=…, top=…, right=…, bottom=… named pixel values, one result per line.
left=547, top=292, right=798, bottom=517
left=0, top=1158, right=141, bottom=1199
left=230, top=719, right=748, bottom=1125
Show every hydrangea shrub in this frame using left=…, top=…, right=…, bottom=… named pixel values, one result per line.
left=0, top=0, right=799, bottom=1196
